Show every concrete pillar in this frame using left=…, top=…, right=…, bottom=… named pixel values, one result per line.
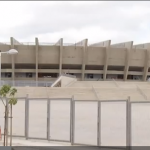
left=55, top=38, right=63, bottom=76
left=73, top=39, right=88, bottom=81
left=111, top=41, right=133, bottom=81
left=59, top=38, right=63, bottom=76
left=133, top=43, right=150, bottom=81
left=82, top=39, right=88, bottom=81
left=89, top=40, right=111, bottom=80
left=103, top=41, right=111, bottom=80
left=123, top=42, right=133, bottom=81
left=10, top=37, right=15, bottom=85
left=142, top=44, right=150, bottom=81
left=103, top=48, right=109, bottom=80
left=143, top=50, right=149, bottom=81
left=35, top=38, right=39, bottom=86
left=124, top=49, right=130, bottom=81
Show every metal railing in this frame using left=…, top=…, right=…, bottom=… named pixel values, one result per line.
left=1, top=74, right=76, bottom=87
left=61, top=73, right=76, bottom=78
left=0, top=96, right=150, bottom=146
left=0, top=42, right=76, bottom=46
left=1, top=80, right=53, bottom=87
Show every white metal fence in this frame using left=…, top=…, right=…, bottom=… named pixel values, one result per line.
left=0, top=97, right=150, bottom=146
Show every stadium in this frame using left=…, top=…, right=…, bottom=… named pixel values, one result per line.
left=0, top=37, right=150, bottom=86
left=0, top=37, right=150, bottom=147
left=0, top=0, right=150, bottom=147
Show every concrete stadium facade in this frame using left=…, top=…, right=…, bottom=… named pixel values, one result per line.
left=0, top=37, right=150, bottom=83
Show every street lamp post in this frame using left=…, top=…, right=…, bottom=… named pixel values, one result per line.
left=0, top=49, right=18, bottom=86
left=0, top=49, right=18, bottom=146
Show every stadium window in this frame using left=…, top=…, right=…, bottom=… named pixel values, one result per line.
left=87, top=74, right=93, bottom=79
left=5, top=73, right=12, bottom=78
left=26, top=73, right=33, bottom=78
left=67, top=73, right=74, bottom=75
left=118, top=75, right=123, bottom=79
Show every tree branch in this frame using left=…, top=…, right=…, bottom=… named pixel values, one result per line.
left=0, top=97, right=6, bottom=106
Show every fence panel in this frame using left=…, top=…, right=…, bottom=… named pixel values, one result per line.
left=11, top=99, right=25, bottom=137
left=131, top=102, right=150, bottom=146
left=74, top=101, right=98, bottom=145
left=28, top=99, right=47, bottom=139
left=101, top=101, right=126, bottom=146
left=49, top=99, right=71, bottom=142
left=1, top=96, right=150, bottom=146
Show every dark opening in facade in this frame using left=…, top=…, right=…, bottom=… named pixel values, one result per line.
left=38, top=73, right=58, bottom=78
left=26, top=73, right=33, bottom=78
left=87, top=74, right=93, bottom=79
left=5, top=73, right=12, bottom=78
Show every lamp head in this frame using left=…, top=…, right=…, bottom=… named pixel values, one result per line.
left=7, top=49, right=18, bottom=55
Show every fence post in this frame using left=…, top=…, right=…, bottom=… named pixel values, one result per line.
left=97, top=101, right=101, bottom=146
left=70, top=98, right=72, bottom=142
left=47, top=98, right=50, bottom=140
left=25, top=94, right=29, bottom=140
left=5, top=98, right=9, bottom=146
left=70, top=95, right=75, bottom=145
left=126, top=97, right=131, bottom=147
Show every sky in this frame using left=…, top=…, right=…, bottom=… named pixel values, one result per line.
left=0, top=1, right=150, bottom=45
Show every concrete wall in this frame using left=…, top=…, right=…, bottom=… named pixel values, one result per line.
left=61, top=76, right=77, bottom=87
left=14, top=45, right=35, bottom=64
left=0, top=45, right=11, bottom=63
left=39, top=46, right=59, bottom=64
left=130, top=48, right=146, bottom=67
left=108, top=48, right=126, bottom=66
left=86, top=47, right=105, bottom=65
left=51, top=75, right=77, bottom=87
left=62, top=46, right=83, bottom=65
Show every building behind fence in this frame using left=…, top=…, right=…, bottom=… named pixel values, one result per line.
left=1, top=37, right=150, bottom=82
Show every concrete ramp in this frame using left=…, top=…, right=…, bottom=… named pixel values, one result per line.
left=51, top=74, right=77, bottom=87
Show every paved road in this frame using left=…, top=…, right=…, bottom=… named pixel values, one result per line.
left=12, top=147, right=124, bottom=150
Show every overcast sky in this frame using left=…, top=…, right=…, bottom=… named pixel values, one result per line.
left=0, top=1, right=150, bottom=44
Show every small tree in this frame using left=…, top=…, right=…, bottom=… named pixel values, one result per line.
left=0, top=85, right=17, bottom=146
